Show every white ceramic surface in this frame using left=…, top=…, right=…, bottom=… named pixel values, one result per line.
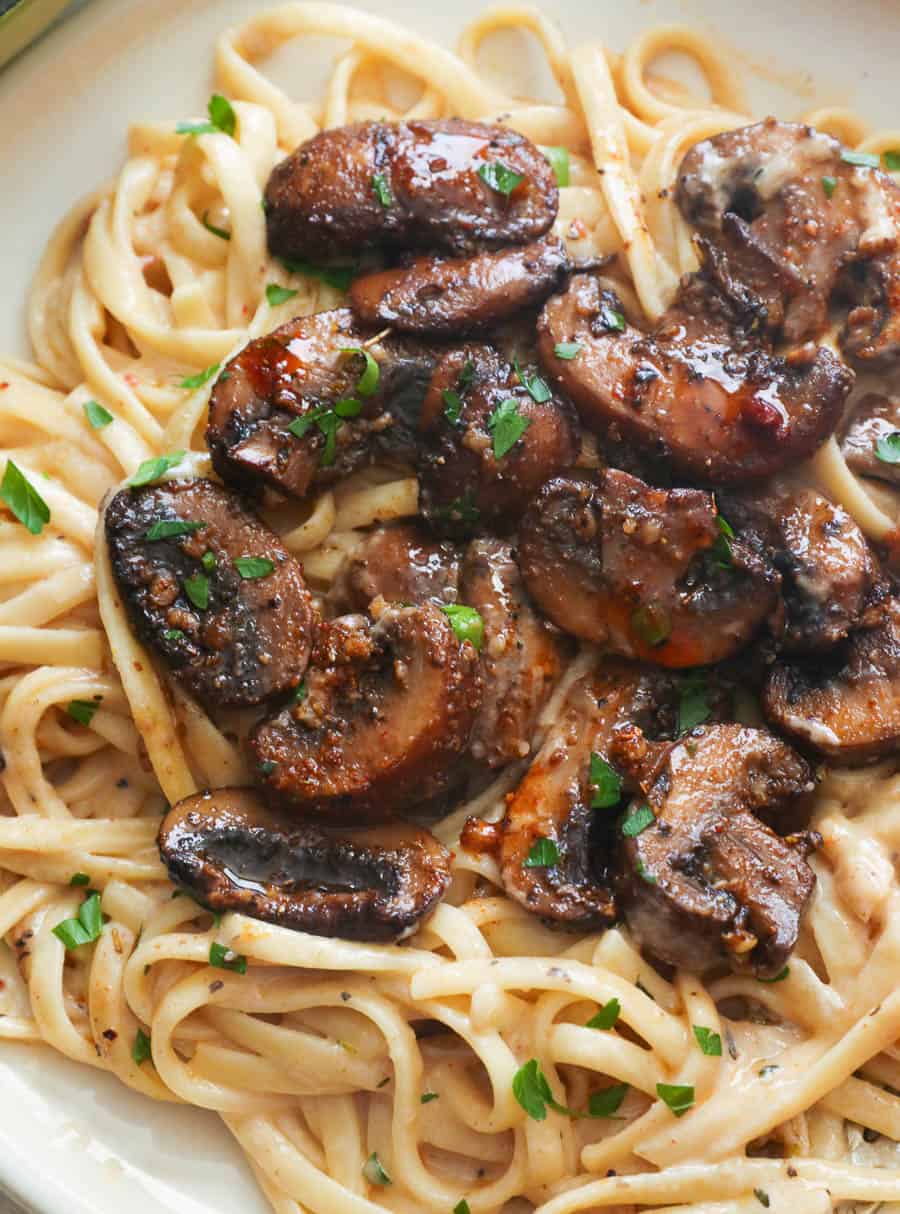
left=0, top=0, right=895, bottom=1210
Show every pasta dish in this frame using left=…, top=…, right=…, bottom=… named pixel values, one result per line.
left=3, top=5, right=900, bottom=1213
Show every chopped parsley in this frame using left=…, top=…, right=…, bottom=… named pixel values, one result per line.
left=840, top=149, right=880, bottom=169
left=513, top=356, right=552, bottom=403
left=631, top=602, right=671, bottom=648
left=876, top=432, right=900, bottom=464
left=678, top=673, right=710, bottom=735
left=434, top=494, right=480, bottom=526
left=371, top=174, right=393, bottom=207
left=621, top=803, right=655, bottom=837
left=53, top=891, right=104, bottom=950
left=585, top=998, right=620, bottom=1030
left=233, top=556, right=274, bottom=579
left=487, top=397, right=531, bottom=459
left=541, top=145, right=570, bottom=188
left=209, top=942, right=247, bottom=974
left=340, top=346, right=380, bottom=397
left=589, top=753, right=622, bottom=809
left=553, top=341, right=582, bottom=360
left=176, top=93, right=237, bottom=138
left=265, top=283, right=298, bottom=307
left=885, top=151, right=900, bottom=172
left=294, top=680, right=308, bottom=703
left=656, top=1082, right=695, bottom=1117
left=443, top=389, right=463, bottom=423
left=758, top=965, right=789, bottom=983
left=822, top=175, right=837, bottom=199
left=201, top=211, right=231, bottom=240
left=754, top=1190, right=770, bottom=1208
left=132, top=1028, right=152, bottom=1066
left=692, top=1025, right=722, bottom=1056
left=279, top=258, right=356, bottom=292
left=67, top=699, right=101, bottom=727
left=202, top=550, right=216, bottom=573
left=1, top=461, right=50, bottom=536
left=523, top=837, right=559, bottom=868
left=598, top=300, right=626, bottom=332
left=512, top=1058, right=571, bottom=1120
left=162, top=628, right=185, bottom=642
left=420, top=1091, right=439, bottom=1104
left=180, top=364, right=220, bottom=390
left=454, top=1202, right=471, bottom=1214
left=83, top=400, right=114, bottom=429
left=129, top=451, right=186, bottom=487
left=440, top=603, right=484, bottom=651
left=362, top=1153, right=392, bottom=1186
left=183, top=572, right=209, bottom=610
left=477, top=160, right=524, bottom=197
left=145, top=519, right=204, bottom=542
left=588, top=1084, right=629, bottom=1117
left=69, top=873, right=91, bottom=887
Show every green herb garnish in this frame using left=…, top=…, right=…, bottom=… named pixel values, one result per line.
left=183, top=572, right=209, bottom=610
left=758, top=966, right=789, bottom=983
left=1, top=461, right=50, bottom=535
left=478, top=160, right=524, bottom=197
left=341, top=347, right=380, bottom=397
left=180, top=364, right=220, bottom=390
left=177, top=93, right=236, bottom=137
left=631, top=602, right=671, bottom=648
left=233, top=556, right=274, bottom=579
left=201, top=212, right=231, bottom=240
left=621, top=804, right=655, bottom=837
left=265, top=283, right=298, bottom=307
left=362, top=1152, right=392, bottom=1186
left=67, top=699, right=101, bottom=727
left=841, top=149, right=880, bottom=168
left=586, top=998, right=620, bottom=1030
left=553, top=342, right=582, bottom=360
left=523, top=837, right=560, bottom=868
left=589, top=753, right=622, bottom=809
left=129, top=451, right=186, bottom=487
left=132, top=1028, right=152, bottom=1066
left=209, top=942, right=247, bottom=974
left=822, top=175, right=837, bottom=199
left=876, top=432, right=900, bottom=464
left=371, top=174, right=393, bottom=207
left=656, top=1082, right=694, bottom=1117
left=488, top=397, right=531, bottom=459
left=678, top=673, right=710, bottom=735
left=69, top=873, right=91, bottom=887
left=53, top=891, right=104, bottom=950
left=84, top=400, right=114, bottom=429
left=541, top=145, right=570, bottom=188
left=693, top=1026, right=722, bottom=1056
left=441, top=603, right=484, bottom=651
left=145, top=519, right=204, bottom=542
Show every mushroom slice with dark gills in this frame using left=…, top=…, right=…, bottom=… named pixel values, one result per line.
left=159, top=788, right=451, bottom=942
left=461, top=538, right=571, bottom=769
left=841, top=392, right=900, bottom=487
left=105, top=478, right=314, bottom=710
left=207, top=309, right=438, bottom=502
left=763, top=597, right=900, bottom=764
left=676, top=119, right=900, bottom=360
left=721, top=486, right=884, bottom=653
left=538, top=274, right=852, bottom=485
left=264, top=119, right=559, bottom=263
left=348, top=238, right=570, bottom=335
left=492, top=661, right=687, bottom=929
left=517, top=470, right=779, bottom=668
left=617, top=725, right=818, bottom=977
left=248, top=602, right=483, bottom=821
left=328, top=522, right=461, bottom=615
left=418, top=343, right=580, bottom=535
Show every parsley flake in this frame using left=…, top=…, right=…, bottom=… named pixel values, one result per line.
left=488, top=397, right=531, bottom=459
left=822, top=175, right=837, bottom=199
left=443, top=389, right=463, bottom=423
left=209, top=942, right=247, bottom=974
left=234, top=556, right=274, bottom=579
left=512, top=1058, right=570, bottom=1120
left=340, top=347, right=380, bottom=397
left=513, top=356, right=552, bottom=403
left=201, top=212, right=231, bottom=241
left=371, top=174, right=393, bottom=207
left=183, top=572, right=209, bottom=610
left=885, top=151, right=900, bottom=172
left=1, top=461, right=50, bottom=535
left=631, top=602, right=671, bottom=648
left=67, top=699, right=101, bottom=727
left=589, top=753, right=622, bottom=809
left=693, top=1025, right=722, bottom=1056
left=420, top=1091, right=439, bottom=1104
left=279, top=258, right=356, bottom=292
left=876, top=432, right=900, bottom=464
left=202, top=550, right=216, bottom=573
left=454, top=1202, right=471, bottom=1214
left=541, top=145, right=570, bottom=188
left=621, top=803, right=655, bottom=837
left=265, top=283, right=298, bottom=307
left=180, top=364, right=220, bottom=390
left=678, top=673, right=710, bottom=735
left=84, top=400, right=114, bottom=429
left=758, top=965, right=789, bottom=983
left=132, top=1028, right=152, bottom=1066
left=554, top=342, right=582, bottom=360
left=523, top=837, right=559, bottom=868
left=177, top=93, right=236, bottom=138
left=162, top=628, right=185, bottom=642
left=362, top=1152, right=392, bottom=1186
left=754, top=1190, right=770, bottom=1208
left=441, top=603, right=484, bottom=651
left=478, top=160, right=524, bottom=197
left=145, top=519, right=204, bottom=542
left=129, top=451, right=186, bottom=487
left=585, top=997, right=620, bottom=1030
left=53, top=891, right=104, bottom=950
left=656, top=1082, right=695, bottom=1117
left=841, top=149, right=880, bottom=169
left=588, top=1084, right=629, bottom=1117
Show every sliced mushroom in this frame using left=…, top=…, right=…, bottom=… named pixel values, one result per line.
left=517, top=471, right=780, bottom=667
left=538, top=275, right=851, bottom=484
left=207, top=309, right=438, bottom=501
left=461, top=537, right=571, bottom=769
left=248, top=602, right=483, bottom=820
left=763, top=597, right=900, bottom=764
left=348, top=238, right=570, bottom=335
left=618, top=725, right=817, bottom=977
left=159, top=787, right=451, bottom=941
left=329, top=522, right=461, bottom=614
left=676, top=118, right=900, bottom=359
left=265, top=119, right=558, bottom=262
left=841, top=392, right=900, bottom=487
left=418, top=343, right=580, bottom=534
left=721, top=487, right=884, bottom=652
left=105, top=478, right=314, bottom=709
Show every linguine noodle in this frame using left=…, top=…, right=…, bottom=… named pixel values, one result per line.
left=2, top=5, right=900, bottom=1211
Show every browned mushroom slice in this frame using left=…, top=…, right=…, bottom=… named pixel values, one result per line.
left=618, top=725, right=817, bottom=977
left=721, top=487, right=884, bottom=652
left=418, top=344, right=580, bottom=534
left=159, top=788, right=451, bottom=942
left=265, top=119, right=558, bottom=263
left=538, top=274, right=852, bottom=484
left=676, top=119, right=900, bottom=359
left=763, top=597, right=900, bottom=764
left=841, top=393, right=900, bottom=486
left=207, top=309, right=438, bottom=501
left=461, top=538, right=571, bottom=769
left=348, top=239, right=570, bottom=335
left=517, top=471, right=779, bottom=668
left=248, top=603, right=483, bottom=821
left=329, top=522, right=461, bottom=614
left=105, top=478, right=314, bottom=709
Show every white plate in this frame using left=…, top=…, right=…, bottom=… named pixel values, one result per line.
left=0, top=1, right=894, bottom=1211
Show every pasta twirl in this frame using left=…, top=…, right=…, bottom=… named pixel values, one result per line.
left=1, top=6, right=900, bottom=1213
